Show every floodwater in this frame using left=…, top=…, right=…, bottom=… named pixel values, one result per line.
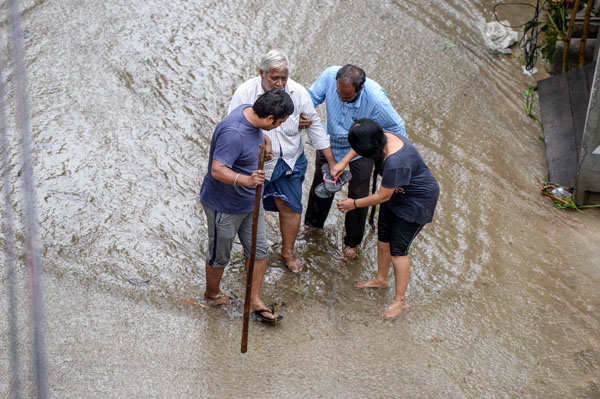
left=1, top=0, right=600, bottom=397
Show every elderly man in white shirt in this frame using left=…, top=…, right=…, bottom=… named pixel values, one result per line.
left=229, top=49, right=335, bottom=273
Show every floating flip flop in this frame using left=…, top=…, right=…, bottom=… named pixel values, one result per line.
left=315, top=182, right=333, bottom=198
left=321, top=163, right=352, bottom=193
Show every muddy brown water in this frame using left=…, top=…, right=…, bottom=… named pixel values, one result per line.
left=1, top=0, right=600, bottom=397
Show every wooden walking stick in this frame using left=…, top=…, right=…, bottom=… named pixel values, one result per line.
left=241, top=144, right=266, bottom=353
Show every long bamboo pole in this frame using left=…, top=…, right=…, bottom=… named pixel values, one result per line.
left=8, top=0, right=48, bottom=396
left=241, top=144, right=266, bottom=353
left=563, top=0, right=582, bottom=73
left=0, top=35, right=21, bottom=399
left=578, top=0, right=594, bottom=67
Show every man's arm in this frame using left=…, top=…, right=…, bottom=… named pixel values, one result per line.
left=262, top=134, right=273, bottom=161
left=211, top=159, right=265, bottom=187
left=299, top=113, right=313, bottom=129
left=320, top=147, right=336, bottom=169
left=307, top=67, right=336, bottom=107
left=373, top=100, right=406, bottom=137
left=300, top=88, right=328, bottom=146
left=209, top=128, right=264, bottom=186
left=331, top=148, right=358, bottom=177
left=298, top=86, right=336, bottom=168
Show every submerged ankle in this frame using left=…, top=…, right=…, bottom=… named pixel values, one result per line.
left=250, top=298, right=266, bottom=308
left=375, top=276, right=389, bottom=284
left=204, top=290, right=221, bottom=298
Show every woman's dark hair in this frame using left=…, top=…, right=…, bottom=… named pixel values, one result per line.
left=336, top=64, right=366, bottom=92
left=348, top=118, right=387, bottom=174
left=253, top=89, right=294, bottom=120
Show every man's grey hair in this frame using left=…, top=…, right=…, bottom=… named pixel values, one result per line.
left=258, top=49, right=290, bottom=73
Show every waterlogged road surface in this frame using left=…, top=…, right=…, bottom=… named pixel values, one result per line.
left=1, top=0, right=600, bottom=397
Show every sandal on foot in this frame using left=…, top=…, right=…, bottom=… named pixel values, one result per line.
left=204, top=292, right=231, bottom=306
left=269, top=302, right=286, bottom=313
left=251, top=307, right=283, bottom=324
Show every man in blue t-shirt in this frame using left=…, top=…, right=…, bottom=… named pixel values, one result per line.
left=199, top=89, right=294, bottom=323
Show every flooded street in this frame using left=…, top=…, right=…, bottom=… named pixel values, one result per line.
left=2, top=0, right=600, bottom=397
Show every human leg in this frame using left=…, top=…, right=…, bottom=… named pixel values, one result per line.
left=245, top=258, right=270, bottom=310
left=304, top=151, right=334, bottom=229
left=247, top=258, right=281, bottom=322
left=382, top=214, right=424, bottom=318
left=355, top=206, right=392, bottom=288
left=263, top=155, right=306, bottom=273
left=383, top=255, right=411, bottom=318
left=204, top=263, right=230, bottom=304
left=238, top=208, right=280, bottom=320
left=354, top=241, right=392, bottom=288
left=202, top=203, right=241, bottom=305
left=275, top=198, right=302, bottom=272
left=342, top=156, right=374, bottom=258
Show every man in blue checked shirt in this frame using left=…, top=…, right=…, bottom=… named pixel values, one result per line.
left=304, top=65, right=406, bottom=260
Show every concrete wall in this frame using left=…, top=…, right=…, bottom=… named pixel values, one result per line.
left=576, top=49, right=600, bottom=204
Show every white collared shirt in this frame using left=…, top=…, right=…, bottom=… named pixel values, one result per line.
left=228, top=76, right=330, bottom=179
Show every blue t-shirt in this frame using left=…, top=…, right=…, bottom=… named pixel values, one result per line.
left=381, top=136, right=439, bottom=224
left=199, top=105, right=265, bottom=213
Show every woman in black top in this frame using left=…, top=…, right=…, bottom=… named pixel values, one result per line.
left=333, top=119, right=439, bottom=318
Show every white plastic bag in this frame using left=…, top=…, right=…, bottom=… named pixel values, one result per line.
left=478, top=19, right=519, bottom=54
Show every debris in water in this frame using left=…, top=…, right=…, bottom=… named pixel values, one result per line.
left=522, top=65, right=538, bottom=76
left=550, top=186, right=572, bottom=200
left=477, top=19, right=518, bottom=54
left=177, top=297, right=209, bottom=309
left=540, top=183, right=600, bottom=211
left=127, top=278, right=150, bottom=286
left=286, top=287, right=306, bottom=296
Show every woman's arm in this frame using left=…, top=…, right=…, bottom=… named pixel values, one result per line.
left=336, top=185, right=395, bottom=213
left=330, top=149, right=358, bottom=177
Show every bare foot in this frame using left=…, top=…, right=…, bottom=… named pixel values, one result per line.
left=281, top=253, right=302, bottom=273
left=203, top=291, right=231, bottom=306
left=341, top=246, right=359, bottom=261
left=382, top=299, right=409, bottom=318
left=354, top=279, right=389, bottom=289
